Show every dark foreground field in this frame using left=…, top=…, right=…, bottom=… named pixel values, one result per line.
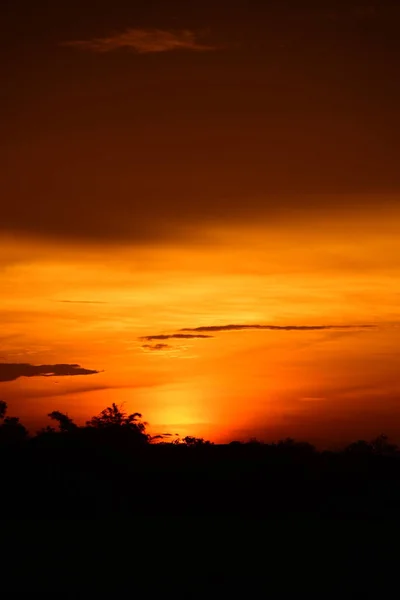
left=3, top=436, right=400, bottom=519
left=1, top=403, right=399, bottom=596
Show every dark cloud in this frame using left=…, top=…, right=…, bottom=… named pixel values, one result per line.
left=63, top=28, right=217, bottom=54
left=142, top=343, right=172, bottom=351
left=0, top=363, right=100, bottom=383
left=139, top=325, right=375, bottom=351
left=140, top=334, right=213, bottom=341
left=181, top=324, right=375, bottom=333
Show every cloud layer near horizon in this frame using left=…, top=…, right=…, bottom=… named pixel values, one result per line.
left=64, top=28, right=216, bottom=54
left=0, top=363, right=100, bottom=383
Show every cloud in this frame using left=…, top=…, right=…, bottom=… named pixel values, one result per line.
left=0, top=363, right=100, bottom=383
left=63, top=28, right=217, bottom=54
left=138, top=325, right=375, bottom=355
left=180, top=324, right=375, bottom=333
left=140, top=334, right=213, bottom=341
left=142, top=343, right=172, bottom=352
left=140, top=342, right=200, bottom=359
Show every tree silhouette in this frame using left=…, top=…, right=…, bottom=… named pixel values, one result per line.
left=48, top=411, right=78, bottom=433
left=86, top=403, right=149, bottom=444
left=247, top=437, right=264, bottom=446
left=344, top=440, right=373, bottom=455
left=371, top=434, right=398, bottom=456
left=345, top=435, right=398, bottom=456
left=86, top=403, right=144, bottom=429
left=277, top=438, right=316, bottom=454
left=36, top=425, right=57, bottom=435
left=0, top=401, right=28, bottom=444
left=0, top=400, right=7, bottom=421
left=182, top=436, right=213, bottom=447
left=0, top=416, right=28, bottom=444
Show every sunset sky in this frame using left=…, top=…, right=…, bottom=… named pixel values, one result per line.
left=2, top=0, right=400, bottom=446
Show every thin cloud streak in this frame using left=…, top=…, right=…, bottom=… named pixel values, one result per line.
left=140, top=334, right=213, bottom=341
left=139, top=324, right=376, bottom=351
left=63, top=28, right=217, bottom=54
left=142, top=343, right=172, bottom=352
left=0, top=363, right=100, bottom=383
left=181, top=324, right=376, bottom=333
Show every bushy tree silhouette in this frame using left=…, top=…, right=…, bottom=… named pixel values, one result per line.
left=86, top=403, right=144, bottom=430
left=182, top=436, right=213, bottom=447
left=345, top=435, right=398, bottom=456
left=344, top=439, right=373, bottom=455
left=0, top=402, right=28, bottom=444
left=371, top=434, right=398, bottom=456
left=277, top=438, right=316, bottom=455
left=247, top=437, right=264, bottom=446
left=48, top=411, right=78, bottom=433
left=0, top=400, right=7, bottom=421
left=0, top=417, right=28, bottom=443
left=86, top=403, right=149, bottom=445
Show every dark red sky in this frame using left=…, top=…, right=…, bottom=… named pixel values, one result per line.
left=2, top=0, right=400, bottom=244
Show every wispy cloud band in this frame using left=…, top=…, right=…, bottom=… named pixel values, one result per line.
left=63, top=28, right=217, bottom=54
left=138, top=323, right=376, bottom=357
left=181, top=324, right=375, bottom=333
left=140, top=334, right=213, bottom=341
left=142, top=343, right=171, bottom=352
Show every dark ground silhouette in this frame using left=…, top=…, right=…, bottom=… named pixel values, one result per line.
left=2, top=399, right=400, bottom=518
left=1, top=400, right=400, bottom=596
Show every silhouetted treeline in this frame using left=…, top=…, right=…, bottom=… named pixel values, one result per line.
left=2, top=400, right=400, bottom=519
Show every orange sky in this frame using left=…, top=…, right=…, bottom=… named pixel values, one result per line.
left=2, top=205, right=400, bottom=445
left=2, top=1, right=400, bottom=445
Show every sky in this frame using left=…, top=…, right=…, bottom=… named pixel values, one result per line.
left=1, top=0, right=400, bottom=446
